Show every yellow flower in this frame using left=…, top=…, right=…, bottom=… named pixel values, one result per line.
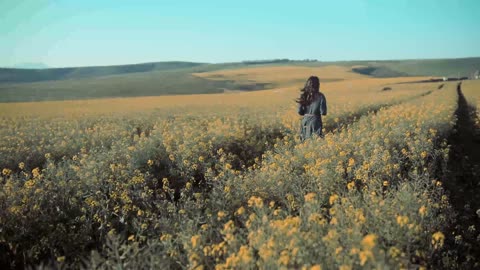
left=330, top=217, right=338, bottom=225
left=396, top=215, right=409, bottom=227
left=24, top=179, right=36, bottom=188
left=348, top=158, right=355, bottom=167
left=235, top=206, right=245, bottom=216
left=304, top=192, right=316, bottom=202
left=223, top=220, right=235, bottom=232
left=128, top=235, right=135, bottom=241
left=2, top=168, right=12, bottom=176
left=347, top=181, right=355, bottom=190
left=56, top=256, right=66, bottom=263
left=278, top=250, right=290, bottom=265
left=310, top=265, right=322, bottom=270
left=361, top=234, right=377, bottom=250
left=191, top=235, right=201, bottom=248
left=359, top=251, right=373, bottom=266
left=329, top=194, right=339, bottom=205
left=388, top=246, right=401, bottom=258
left=32, top=167, right=41, bottom=178
left=248, top=196, right=264, bottom=208
left=147, top=159, right=154, bottom=166
left=217, top=211, right=226, bottom=220
left=18, top=162, right=25, bottom=170
left=269, top=201, right=275, bottom=208
left=237, top=245, right=253, bottom=264
left=160, top=234, right=172, bottom=241
left=419, top=206, right=427, bottom=217
left=432, top=231, right=445, bottom=249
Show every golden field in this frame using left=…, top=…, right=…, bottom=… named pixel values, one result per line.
left=0, top=65, right=431, bottom=118
left=1, top=65, right=478, bottom=269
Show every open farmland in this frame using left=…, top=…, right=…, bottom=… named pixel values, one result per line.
left=1, top=65, right=480, bottom=269
left=1, top=57, right=479, bottom=103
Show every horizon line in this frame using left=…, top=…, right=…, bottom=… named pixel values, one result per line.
left=2, top=55, right=480, bottom=70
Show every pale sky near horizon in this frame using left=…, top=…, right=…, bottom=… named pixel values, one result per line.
left=1, top=0, right=479, bottom=68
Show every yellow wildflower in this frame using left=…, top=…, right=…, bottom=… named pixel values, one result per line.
left=2, top=168, right=12, bottom=176
left=235, top=206, right=245, bottom=216
left=248, top=196, right=264, bottom=208
left=361, top=234, right=377, bottom=250
left=278, top=250, right=290, bottom=266
left=191, top=235, right=201, bottom=248
left=329, top=194, right=339, bottom=205
left=160, top=234, right=172, bottom=241
left=304, top=192, right=316, bottom=202
left=432, top=231, right=445, bottom=249
left=32, top=167, right=41, bottom=178
left=419, top=206, right=427, bottom=217
left=347, top=181, right=355, bottom=190
left=217, top=211, right=226, bottom=220
left=388, top=246, right=401, bottom=258
left=348, top=158, right=355, bottom=167
left=396, top=215, right=409, bottom=227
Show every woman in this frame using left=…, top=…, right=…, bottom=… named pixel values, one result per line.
left=297, top=76, right=327, bottom=141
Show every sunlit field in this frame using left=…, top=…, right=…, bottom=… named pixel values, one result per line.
left=1, top=65, right=479, bottom=269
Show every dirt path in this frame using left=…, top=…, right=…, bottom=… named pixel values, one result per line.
left=436, top=82, right=480, bottom=269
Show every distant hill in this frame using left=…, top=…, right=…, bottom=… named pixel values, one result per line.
left=0, top=61, right=206, bottom=84
left=0, top=61, right=296, bottom=102
left=0, top=57, right=479, bottom=103
left=346, top=57, right=480, bottom=78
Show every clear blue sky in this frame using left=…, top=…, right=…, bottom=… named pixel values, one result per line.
left=1, top=0, right=479, bottom=67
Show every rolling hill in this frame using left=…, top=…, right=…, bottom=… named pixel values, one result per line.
left=0, top=58, right=478, bottom=103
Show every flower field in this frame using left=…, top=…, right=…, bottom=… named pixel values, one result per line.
left=1, top=72, right=479, bottom=269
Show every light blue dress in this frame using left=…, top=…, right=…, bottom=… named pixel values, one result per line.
left=298, top=92, right=327, bottom=140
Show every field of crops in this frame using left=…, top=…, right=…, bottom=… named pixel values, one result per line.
left=1, top=66, right=479, bottom=269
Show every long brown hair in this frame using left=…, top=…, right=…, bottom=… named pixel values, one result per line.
left=296, top=76, right=320, bottom=106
